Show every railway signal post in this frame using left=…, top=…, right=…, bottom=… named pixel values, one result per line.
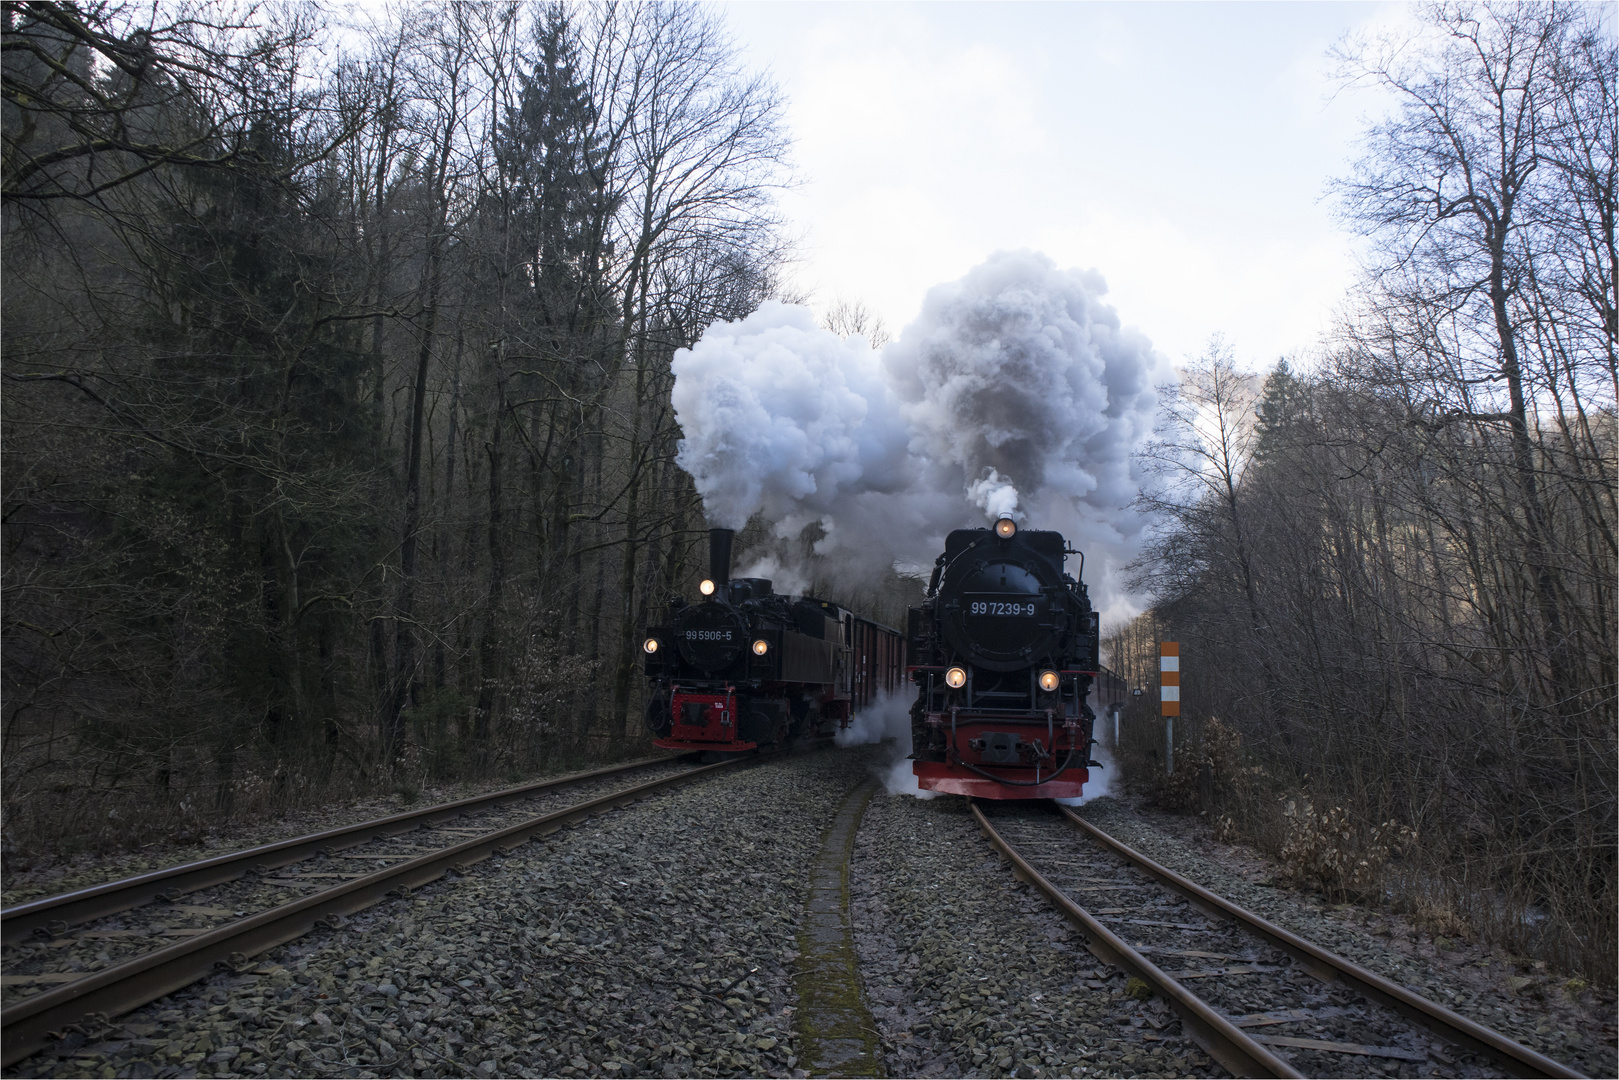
left=1161, top=641, right=1179, bottom=775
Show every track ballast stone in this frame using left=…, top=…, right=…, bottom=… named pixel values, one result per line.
left=849, top=787, right=1219, bottom=1079
left=1, top=760, right=707, bottom=1004
left=14, top=746, right=883, bottom=1079
left=1075, top=797, right=1615, bottom=1080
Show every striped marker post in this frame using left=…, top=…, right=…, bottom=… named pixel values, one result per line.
left=1161, top=642, right=1179, bottom=775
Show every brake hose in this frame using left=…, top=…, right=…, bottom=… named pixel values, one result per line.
left=957, top=745, right=1080, bottom=787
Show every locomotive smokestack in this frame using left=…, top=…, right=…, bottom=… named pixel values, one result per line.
left=708, top=528, right=734, bottom=587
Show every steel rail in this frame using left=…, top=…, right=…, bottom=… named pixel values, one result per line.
left=1, top=756, right=746, bottom=1067
left=970, top=803, right=1300, bottom=1079
left=1057, top=807, right=1585, bottom=1080
left=1, top=753, right=688, bottom=945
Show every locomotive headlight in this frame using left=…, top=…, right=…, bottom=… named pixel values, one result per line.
left=945, top=666, right=967, bottom=689
left=643, top=638, right=660, bottom=655
left=995, top=516, right=1017, bottom=539
left=1039, top=670, right=1060, bottom=692
left=752, top=639, right=769, bottom=656
left=699, top=579, right=716, bottom=596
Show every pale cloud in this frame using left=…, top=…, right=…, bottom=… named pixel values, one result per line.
left=723, top=1, right=1415, bottom=370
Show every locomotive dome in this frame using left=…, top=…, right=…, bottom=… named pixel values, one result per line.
left=674, top=600, right=746, bottom=672
left=939, top=528, right=1068, bottom=672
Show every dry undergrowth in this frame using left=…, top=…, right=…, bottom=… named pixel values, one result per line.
left=1272, top=797, right=1417, bottom=902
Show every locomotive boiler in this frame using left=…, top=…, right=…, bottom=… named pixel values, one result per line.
left=642, top=528, right=904, bottom=753
left=907, top=516, right=1100, bottom=798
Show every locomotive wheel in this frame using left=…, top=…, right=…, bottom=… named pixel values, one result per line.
left=740, top=701, right=789, bottom=746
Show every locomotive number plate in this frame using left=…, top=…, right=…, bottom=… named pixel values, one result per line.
left=969, top=600, right=1037, bottom=617
left=684, top=629, right=734, bottom=640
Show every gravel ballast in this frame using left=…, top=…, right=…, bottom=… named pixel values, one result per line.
left=2, top=756, right=690, bottom=909
left=1074, top=798, right=1616, bottom=1079
left=14, top=746, right=883, bottom=1079
left=2, top=759, right=709, bottom=1003
left=12, top=744, right=1609, bottom=1080
left=849, top=784, right=1218, bottom=1078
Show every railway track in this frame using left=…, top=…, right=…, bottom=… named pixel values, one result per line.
left=1, top=752, right=748, bottom=1066
left=972, top=801, right=1586, bottom=1080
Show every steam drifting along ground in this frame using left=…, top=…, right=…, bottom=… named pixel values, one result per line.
left=834, top=692, right=937, bottom=800
left=671, top=250, right=1167, bottom=621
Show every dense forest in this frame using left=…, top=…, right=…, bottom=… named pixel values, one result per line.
left=3, top=1, right=797, bottom=848
left=2, top=0, right=1613, bottom=984
left=1109, top=5, right=1616, bottom=981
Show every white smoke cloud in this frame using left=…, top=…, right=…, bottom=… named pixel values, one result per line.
left=733, top=554, right=810, bottom=599
left=882, top=251, right=1165, bottom=613
left=967, top=468, right=1021, bottom=519
left=670, top=251, right=1168, bottom=617
left=671, top=302, right=911, bottom=532
left=834, top=691, right=938, bottom=799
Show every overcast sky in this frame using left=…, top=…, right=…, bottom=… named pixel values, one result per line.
left=718, top=1, right=1412, bottom=370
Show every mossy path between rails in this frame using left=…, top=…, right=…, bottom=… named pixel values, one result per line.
left=794, top=779, right=883, bottom=1077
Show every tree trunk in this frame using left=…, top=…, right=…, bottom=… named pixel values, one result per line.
left=476, top=359, right=507, bottom=750
left=385, top=234, right=442, bottom=765
left=1488, top=235, right=1568, bottom=685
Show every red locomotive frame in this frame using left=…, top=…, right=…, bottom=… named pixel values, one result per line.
left=910, top=666, right=1096, bottom=800
left=665, top=686, right=749, bottom=751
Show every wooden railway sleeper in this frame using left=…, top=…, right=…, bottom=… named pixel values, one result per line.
left=2, top=756, right=743, bottom=1067
left=1056, top=807, right=1582, bottom=1078
left=971, top=803, right=1299, bottom=1079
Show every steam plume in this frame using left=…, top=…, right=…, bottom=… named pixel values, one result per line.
left=670, top=303, right=909, bottom=532
left=670, top=250, right=1167, bottom=617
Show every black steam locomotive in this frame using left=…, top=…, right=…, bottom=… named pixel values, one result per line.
left=642, top=528, right=905, bottom=752
left=907, top=516, right=1100, bottom=798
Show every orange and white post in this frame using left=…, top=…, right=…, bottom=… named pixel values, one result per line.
left=1160, top=642, right=1179, bottom=775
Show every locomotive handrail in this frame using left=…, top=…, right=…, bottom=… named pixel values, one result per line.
left=929, top=536, right=986, bottom=596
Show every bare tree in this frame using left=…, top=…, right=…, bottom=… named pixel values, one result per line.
left=1, top=1, right=359, bottom=205
left=1131, top=338, right=1267, bottom=636
left=822, top=296, right=890, bottom=349
left=1331, top=1, right=1615, bottom=702
left=1112, top=4, right=1615, bottom=980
